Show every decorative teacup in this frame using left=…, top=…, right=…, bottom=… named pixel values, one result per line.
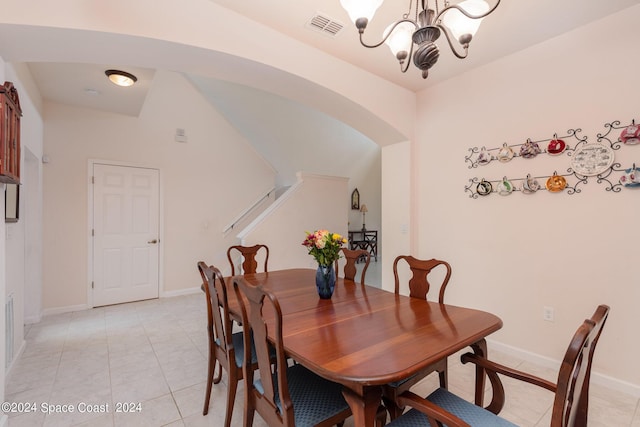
left=476, top=178, right=493, bottom=196
left=620, top=164, right=640, bottom=187
left=496, top=176, right=513, bottom=196
left=520, top=138, right=542, bottom=159
left=546, top=172, right=567, bottom=192
left=521, top=174, right=541, bottom=194
left=547, top=136, right=566, bottom=155
left=620, top=123, right=640, bottom=145
left=497, top=143, right=514, bottom=163
left=477, top=147, right=492, bottom=165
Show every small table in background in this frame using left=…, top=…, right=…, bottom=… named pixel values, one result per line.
left=348, top=230, right=378, bottom=261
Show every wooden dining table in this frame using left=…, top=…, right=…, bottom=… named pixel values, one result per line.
left=225, top=268, right=502, bottom=427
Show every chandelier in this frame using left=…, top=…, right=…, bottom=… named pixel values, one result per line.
left=340, top=0, right=501, bottom=79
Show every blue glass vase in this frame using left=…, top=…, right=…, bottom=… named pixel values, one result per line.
left=316, top=264, right=336, bottom=299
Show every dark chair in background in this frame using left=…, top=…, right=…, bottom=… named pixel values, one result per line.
left=227, top=244, right=269, bottom=275
left=385, top=305, right=610, bottom=427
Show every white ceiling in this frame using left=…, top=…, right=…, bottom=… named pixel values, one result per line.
left=27, top=63, right=155, bottom=117
left=16, top=0, right=640, bottom=116
left=206, top=0, right=640, bottom=91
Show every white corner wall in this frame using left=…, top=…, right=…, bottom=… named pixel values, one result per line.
left=381, top=141, right=411, bottom=292
left=0, top=58, right=45, bottom=419
left=407, top=5, right=640, bottom=393
left=240, top=173, right=349, bottom=272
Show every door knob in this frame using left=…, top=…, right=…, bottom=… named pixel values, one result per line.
left=148, top=239, right=158, bottom=244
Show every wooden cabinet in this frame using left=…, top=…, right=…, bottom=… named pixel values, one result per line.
left=0, top=81, right=21, bottom=184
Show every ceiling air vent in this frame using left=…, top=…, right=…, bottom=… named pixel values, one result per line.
left=306, top=13, right=344, bottom=37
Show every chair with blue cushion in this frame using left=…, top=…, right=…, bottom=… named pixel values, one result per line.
left=385, top=304, right=610, bottom=427
left=233, top=276, right=354, bottom=427
left=382, top=255, right=453, bottom=419
left=227, top=244, right=269, bottom=275
left=198, top=262, right=256, bottom=427
left=335, top=247, right=370, bottom=284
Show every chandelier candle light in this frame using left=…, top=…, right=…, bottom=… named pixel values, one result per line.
left=340, top=0, right=500, bottom=79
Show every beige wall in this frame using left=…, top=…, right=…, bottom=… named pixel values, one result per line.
left=400, top=6, right=639, bottom=393
left=240, top=173, right=349, bottom=272
left=42, top=70, right=276, bottom=311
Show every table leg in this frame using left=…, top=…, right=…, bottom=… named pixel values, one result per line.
left=342, top=386, right=381, bottom=427
left=470, top=338, right=487, bottom=407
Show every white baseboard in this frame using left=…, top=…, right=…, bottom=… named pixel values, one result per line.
left=487, top=339, right=640, bottom=398
left=38, top=289, right=201, bottom=318
left=161, top=286, right=201, bottom=298
left=23, top=314, right=42, bottom=325
left=5, top=339, right=26, bottom=384
left=41, top=304, right=88, bottom=317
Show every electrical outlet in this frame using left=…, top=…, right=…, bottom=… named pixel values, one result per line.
left=543, top=306, right=554, bottom=322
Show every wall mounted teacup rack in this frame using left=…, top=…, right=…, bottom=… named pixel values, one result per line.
left=464, top=120, right=639, bottom=198
left=464, top=128, right=586, bottom=169
left=464, top=172, right=587, bottom=198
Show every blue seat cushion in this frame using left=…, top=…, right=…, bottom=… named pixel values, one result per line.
left=387, top=388, right=518, bottom=427
left=215, top=330, right=259, bottom=368
left=255, top=364, right=350, bottom=427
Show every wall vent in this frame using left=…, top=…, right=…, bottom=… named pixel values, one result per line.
left=306, top=13, right=344, bottom=37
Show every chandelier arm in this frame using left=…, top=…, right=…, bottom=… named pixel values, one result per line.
left=434, top=0, right=501, bottom=22
left=400, top=42, right=415, bottom=73
left=437, top=24, right=469, bottom=59
left=358, top=18, right=418, bottom=49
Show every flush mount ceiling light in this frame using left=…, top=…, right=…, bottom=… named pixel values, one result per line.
left=105, top=69, right=137, bottom=87
left=340, top=0, right=500, bottom=79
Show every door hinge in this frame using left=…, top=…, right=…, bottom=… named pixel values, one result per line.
left=92, top=229, right=95, bottom=236
left=91, top=281, right=94, bottom=289
left=91, top=176, right=95, bottom=184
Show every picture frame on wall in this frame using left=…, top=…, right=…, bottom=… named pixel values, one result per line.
left=5, top=183, right=18, bottom=223
left=351, top=188, right=360, bottom=210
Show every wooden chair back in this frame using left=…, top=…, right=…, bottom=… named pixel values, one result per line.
left=551, top=304, right=609, bottom=426
left=393, top=255, right=452, bottom=302
left=335, top=247, right=370, bottom=284
left=227, top=244, right=269, bottom=275
left=233, top=276, right=294, bottom=427
left=391, top=305, right=611, bottom=427
left=463, top=304, right=611, bottom=426
left=198, top=262, right=234, bottom=368
left=197, top=261, right=241, bottom=423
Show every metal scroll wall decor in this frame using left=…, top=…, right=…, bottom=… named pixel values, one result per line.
left=464, top=120, right=639, bottom=199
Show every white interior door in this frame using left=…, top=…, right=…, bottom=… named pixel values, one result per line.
left=92, top=164, right=160, bottom=307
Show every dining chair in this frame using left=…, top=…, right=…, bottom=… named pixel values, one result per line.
left=227, top=244, right=269, bottom=275
left=383, top=255, right=453, bottom=420
left=197, top=261, right=254, bottom=427
left=384, top=304, right=610, bottom=427
left=335, top=247, right=370, bottom=284
left=233, top=276, right=354, bottom=427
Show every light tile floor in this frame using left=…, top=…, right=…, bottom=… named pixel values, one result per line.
left=5, top=285, right=640, bottom=426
